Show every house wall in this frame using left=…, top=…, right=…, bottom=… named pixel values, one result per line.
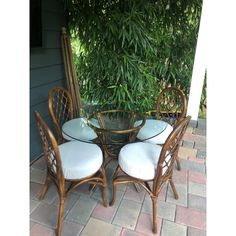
left=30, top=0, right=67, bottom=162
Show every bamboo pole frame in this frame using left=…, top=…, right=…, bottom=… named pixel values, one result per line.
left=61, top=27, right=82, bottom=117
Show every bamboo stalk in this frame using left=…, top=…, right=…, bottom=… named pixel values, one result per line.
left=61, top=27, right=82, bottom=117
left=65, top=32, right=82, bottom=109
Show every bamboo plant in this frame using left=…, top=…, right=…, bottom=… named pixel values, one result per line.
left=64, top=0, right=202, bottom=113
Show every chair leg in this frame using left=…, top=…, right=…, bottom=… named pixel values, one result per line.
left=100, top=167, right=108, bottom=207
left=110, top=182, right=117, bottom=206
left=57, top=196, right=65, bottom=236
left=151, top=196, right=158, bottom=234
left=39, top=175, right=51, bottom=200
left=169, top=179, right=179, bottom=200
left=176, top=156, right=181, bottom=171
left=109, top=165, right=120, bottom=206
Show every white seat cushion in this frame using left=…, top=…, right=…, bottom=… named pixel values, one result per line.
left=62, top=118, right=99, bottom=141
left=58, top=141, right=103, bottom=179
left=137, top=120, right=173, bottom=145
left=119, top=142, right=163, bottom=180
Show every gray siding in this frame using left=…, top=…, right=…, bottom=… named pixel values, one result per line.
left=30, top=0, right=67, bottom=162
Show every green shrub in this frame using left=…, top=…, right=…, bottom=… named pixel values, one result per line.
left=65, top=0, right=203, bottom=112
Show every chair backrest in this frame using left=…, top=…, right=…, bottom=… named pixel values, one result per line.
left=35, top=111, right=64, bottom=183
left=156, top=86, right=187, bottom=126
left=153, top=116, right=191, bottom=194
left=48, top=87, right=73, bottom=143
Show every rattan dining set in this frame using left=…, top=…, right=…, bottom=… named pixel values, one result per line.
left=34, top=86, right=190, bottom=236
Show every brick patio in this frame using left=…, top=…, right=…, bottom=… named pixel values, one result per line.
left=30, top=119, right=206, bottom=236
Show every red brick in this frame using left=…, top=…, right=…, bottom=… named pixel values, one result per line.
left=178, top=147, right=197, bottom=159
left=92, top=202, right=117, bottom=222
left=61, top=221, right=84, bottom=236
left=189, top=171, right=206, bottom=184
left=123, top=184, right=146, bottom=203
left=120, top=228, right=146, bottom=236
left=172, top=169, right=188, bottom=184
left=176, top=206, right=206, bottom=230
left=188, top=157, right=205, bottom=164
left=135, top=213, right=162, bottom=236
left=30, top=182, right=43, bottom=199
left=188, top=194, right=206, bottom=212
left=30, top=223, right=54, bottom=236
left=183, top=133, right=206, bottom=144
left=188, top=226, right=206, bottom=236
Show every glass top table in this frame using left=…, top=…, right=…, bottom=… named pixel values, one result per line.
left=62, top=109, right=168, bottom=145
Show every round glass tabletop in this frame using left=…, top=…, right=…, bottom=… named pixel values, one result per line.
left=62, top=110, right=169, bottom=145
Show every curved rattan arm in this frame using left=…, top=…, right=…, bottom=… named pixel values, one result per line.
left=48, top=87, right=74, bottom=144
left=156, top=86, right=187, bottom=126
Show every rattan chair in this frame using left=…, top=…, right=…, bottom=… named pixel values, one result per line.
left=110, top=116, right=191, bottom=233
left=35, top=111, right=107, bottom=236
left=48, top=86, right=97, bottom=144
left=156, top=86, right=187, bottom=126
left=137, top=86, right=187, bottom=170
left=48, top=87, right=74, bottom=144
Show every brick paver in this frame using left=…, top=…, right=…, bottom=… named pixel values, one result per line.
left=142, top=199, right=176, bottom=222
left=30, top=202, right=59, bottom=228
left=180, top=159, right=205, bottom=173
left=123, top=184, right=146, bottom=203
left=66, top=195, right=97, bottom=225
left=178, top=147, right=197, bottom=159
left=112, top=199, right=142, bottom=230
left=189, top=171, right=206, bottom=184
left=182, top=140, right=194, bottom=148
left=120, top=228, right=147, bottom=236
left=188, top=182, right=206, bottom=197
left=188, top=194, right=206, bottom=212
left=188, top=227, right=206, bottom=236
left=196, top=150, right=206, bottom=159
left=176, top=206, right=206, bottom=230
left=172, top=169, right=188, bottom=185
left=81, top=218, right=121, bottom=236
left=166, top=183, right=187, bottom=207
left=30, top=223, right=54, bottom=236
left=135, top=213, right=162, bottom=236
left=30, top=118, right=206, bottom=236
left=61, top=221, right=84, bottom=236
left=161, top=220, right=187, bottom=236
left=91, top=202, right=118, bottom=223
left=30, top=168, right=46, bottom=184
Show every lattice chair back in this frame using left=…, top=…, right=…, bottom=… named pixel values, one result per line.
left=35, top=111, right=64, bottom=185
left=153, top=116, right=191, bottom=194
left=156, top=87, right=187, bottom=126
left=48, top=87, right=73, bottom=144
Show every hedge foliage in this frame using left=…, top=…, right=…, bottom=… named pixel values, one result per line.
left=64, top=0, right=203, bottom=112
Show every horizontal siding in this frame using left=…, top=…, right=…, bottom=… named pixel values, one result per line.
left=30, top=79, right=66, bottom=109
left=30, top=116, right=55, bottom=160
left=30, top=0, right=67, bottom=162
left=42, top=30, right=62, bottom=48
left=31, top=101, right=51, bottom=125
left=30, top=64, right=65, bottom=88
left=30, top=48, right=63, bottom=69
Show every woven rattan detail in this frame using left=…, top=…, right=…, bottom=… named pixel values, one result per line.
left=48, top=87, right=73, bottom=144
left=156, top=86, right=187, bottom=126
